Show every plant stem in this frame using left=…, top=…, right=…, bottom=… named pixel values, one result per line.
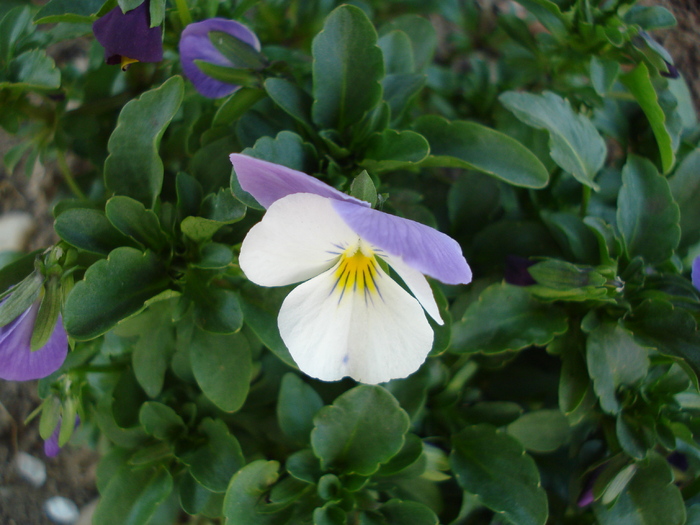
left=581, top=184, right=591, bottom=217
left=56, top=150, right=87, bottom=200
left=174, top=0, right=192, bottom=27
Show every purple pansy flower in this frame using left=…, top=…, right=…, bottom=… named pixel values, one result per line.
left=179, top=18, right=261, bottom=99
left=93, top=1, right=163, bottom=69
left=0, top=298, right=67, bottom=381
left=231, top=154, right=472, bottom=384
left=692, top=256, right=700, bottom=291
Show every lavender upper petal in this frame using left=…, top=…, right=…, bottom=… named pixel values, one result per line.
left=93, top=2, right=163, bottom=64
left=0, top=303, right=68, bottom=381
left=332, top=200, right=472, bottom=285
left=230, top=154, right=369, bottom=209
left=693, top=256, right=700, bottom=291
left=179, top=18, right=260, bottom=98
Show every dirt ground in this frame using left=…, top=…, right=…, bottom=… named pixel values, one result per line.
left=0, top=1, right=699, bottom=524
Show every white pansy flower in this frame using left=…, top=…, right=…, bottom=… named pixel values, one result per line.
left=231, top=154, right=472, bottom=384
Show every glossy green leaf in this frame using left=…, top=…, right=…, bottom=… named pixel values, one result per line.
left=379, top=15, right=437, bottom=71
left=264, top=78, right=313, bottom=130
left=616, top=155, right=680, bottom=264
left=105, top=196, right=168, bottom=252
left=277, top=373, right=324, bottom=445
left=507, top=410, right=569, bottom=452
left=239, top=288, right=294, bottom=366
left=64, top=248, right=169, bottom=340
left=104, top=76, right=184, bottom=207
left=0, top=271, right=42, bottom=327
left=595, top=453, right=685, bottom=525
left=668, top=148, right=700, bottom=248
left=209, top=30, right=266, bottom=69
left=361, top=129, right=429, bottom=173
left=378, top=500, right=439, bottom=525
left=0, top=6, right=31, bottom=65
left=378, top=30, right=414, bottom=74
left=3, top=49, right=60, bottom=89
left=349, top=170, right=378, bottom=206
left=179, top=418, right=245, bottom=493
left=191, top=286, right=243, bottom=334
left=192, top=243, right=232, bottom=270
left=620, top=63, right=675, bottom=173
left=193, top=61, right=260, bottom=88
left=30, top=277, right=61, bottom=351
left=242, top=130, right=317, bottom=173
left=590, top=57, right=619, bottom=97
left=34, top=0, right=104, bottom=23
left=189, top=328, right=251, bottom=412
left=623, top=5, right=676, bottom=30
left=223, top=460, right=285, bottom=524
left=311, top=385, right=410, bottom=475
left=212, top=87, right=265, bottom=128
left=512, top=0, right=569, bottom=40
left=499, top=91, right=605, bottom=189
left=414, top=115, right=549, bottom=188
left=451, top=424, right=548, bottom=525
left=139, top=402, right=186, bottom=441
left=382, top=73, right=425, bottom=122
left=92, top=465, right=173, bottom=525
left=451, top=283, right=568, bottom=354
left=311, top=5, right=384, bottom=131
left=586, top=322, right=649, bottom=414
left=55, top=208, right=136, bottom=255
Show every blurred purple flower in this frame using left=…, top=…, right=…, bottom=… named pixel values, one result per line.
left=44, top=415, right=80, bottom=457
left=692, top=256, right=700, bottom=291
left=504, top=255, right=536, bottom=286
left=179, top=18, right=261, bottom=98
left=93, top=1, right=163, bottom=69
left=0, top=298, right=67, bottom=381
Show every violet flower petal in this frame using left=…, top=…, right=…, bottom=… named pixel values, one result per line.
left=44, top=415, right=80, bottom=457
left=230, top=154, right=368, bottom=209
left=0, top=302, right=68, bottom=381
left=504, top=255, right=537, bottom=286
left=180, top=18, right=260, bottom=98
left=692, top=256, right=700, bottom=291
left=93, top=1, right=163, bottom=65
left=332, top=200, right=472, bottom=285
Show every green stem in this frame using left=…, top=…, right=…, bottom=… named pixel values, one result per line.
left=581, top=184, right=591, bottom=217
left=56, top=150, right=87, bottom=200
left=174, top=0, right=192, bottom=27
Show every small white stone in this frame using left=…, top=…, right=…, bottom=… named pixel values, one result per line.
left=44, top=496, right=80, bottom=524
left=0, top=212, right=35, bottom=252
left=15, top=451, right=47, bottom=487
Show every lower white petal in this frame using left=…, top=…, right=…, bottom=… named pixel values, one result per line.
left=383, top=253, right=443, bottom=324
left=277, top=260, right=433, bottom=384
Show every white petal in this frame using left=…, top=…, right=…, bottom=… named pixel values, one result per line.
left=239, top=193, right=359, bottom=286
left=278, top=263, right=433, bottom=384
left=383, top=254, right=443, bottom=324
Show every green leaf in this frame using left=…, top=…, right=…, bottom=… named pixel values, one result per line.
left=30, top=277, right=61, bottom=351
left=264, top=78, right=314, bottom=130
left=311, top=4, right=384, bottom=131
left=382, top=73, right=426, bottom=122
left=378, top=30, right=414, bottom=74
left=64, top=248, right=169, bottom=340
left=361, top=129, right=429, bottom=173
left=378, top=500, right=439, bottom=525
left=315, top=505, right=346, bottom=525
left=349, top=170, right=378, bottom=206
left=191, top=286, right=243, bottom=334
left=616, top=155, right=680, bottom=264
left=668, top=148, right=700, bottom=249
left=139, top=402, right=186, bottom=441
left=586, top=322, right=649, bottom=414
left=212, top=87, right=265, bottom=128
left=512, top=0, right=570, bottom=40
left=311, top=385, right=410, bottom=476
left=3, top=49, right=61, bottom=90
left=526, top=259, right=608, bottom=302
left=623, top=5, right=676, bottom=30
left=379, top=15, right=437, bottom=71
left=595, top=453, right=685, bottom=525
left=55, top=208, right=136, bottom=255
left=590, top=57, right=620, bottom=97
left=239, top=288, right=294, bottom=366
left=193, top=61, right=260, bottom=88
left=451, top=283, right=568, bottom=354
left=451, top=424, right=548, bottom=525
left=414, top=115, right=549, bottom=188
left=189, top=327, right=251, bottom=412
left=34, top=0, right=104, bottom=24
left=192, top=243, right=232, bottom=270
left=92, top=465, right=173, bottom=525
left=148, top=0, right=165, bottom=27
left=0, top=6, right=31, bottom=65
left=105, top=196, right=168, bottom=252
left=506, top=409, right=569, bottom=452
left=223, top=460, right=284, bottom=524
left=209, top=30, right=266, bottom=70
left=242, top=130, right=317, bottom=173
left=179, top=418, right=245, bottom=493
left=0, top=271, right=42, bottom=327
left=104, top=76, right=184, bottom=207
left=499, top=91, right=605, bottom=190
left=277, top=373, right=324, bottom=445
left=620, top=63, right=675, bottom=173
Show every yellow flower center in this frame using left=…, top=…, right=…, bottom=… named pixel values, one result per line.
left=120, top=56, right=140, bottom=71
left=332, top=243, right=380, bottom=301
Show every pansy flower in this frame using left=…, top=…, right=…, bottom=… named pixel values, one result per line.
left=179, top=18, right=262, bottom=98
left=231, top=155, right=472, bottom=384
left=93, top=1, right=163, bottom=70
left=44, top=416, right=80, bottom=457
left=692, top=256, right=700, bottom=291
left=0, top=296, right=67, bottom=381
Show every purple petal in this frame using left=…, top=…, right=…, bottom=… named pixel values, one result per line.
left=332, top=201, right=472, bottom=285
left=93, top=2, right=163, bottom=64
left=504, top=255, right=536, bottom=286
left=0, top=302, right=68, bottom=381
left=44, top=415, right=80, bottom=457
left=179, top=18, right=260, bottom=99
left=230, top=154, right=369, bottom=209
left=693, top=256, right=700, bottom=291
